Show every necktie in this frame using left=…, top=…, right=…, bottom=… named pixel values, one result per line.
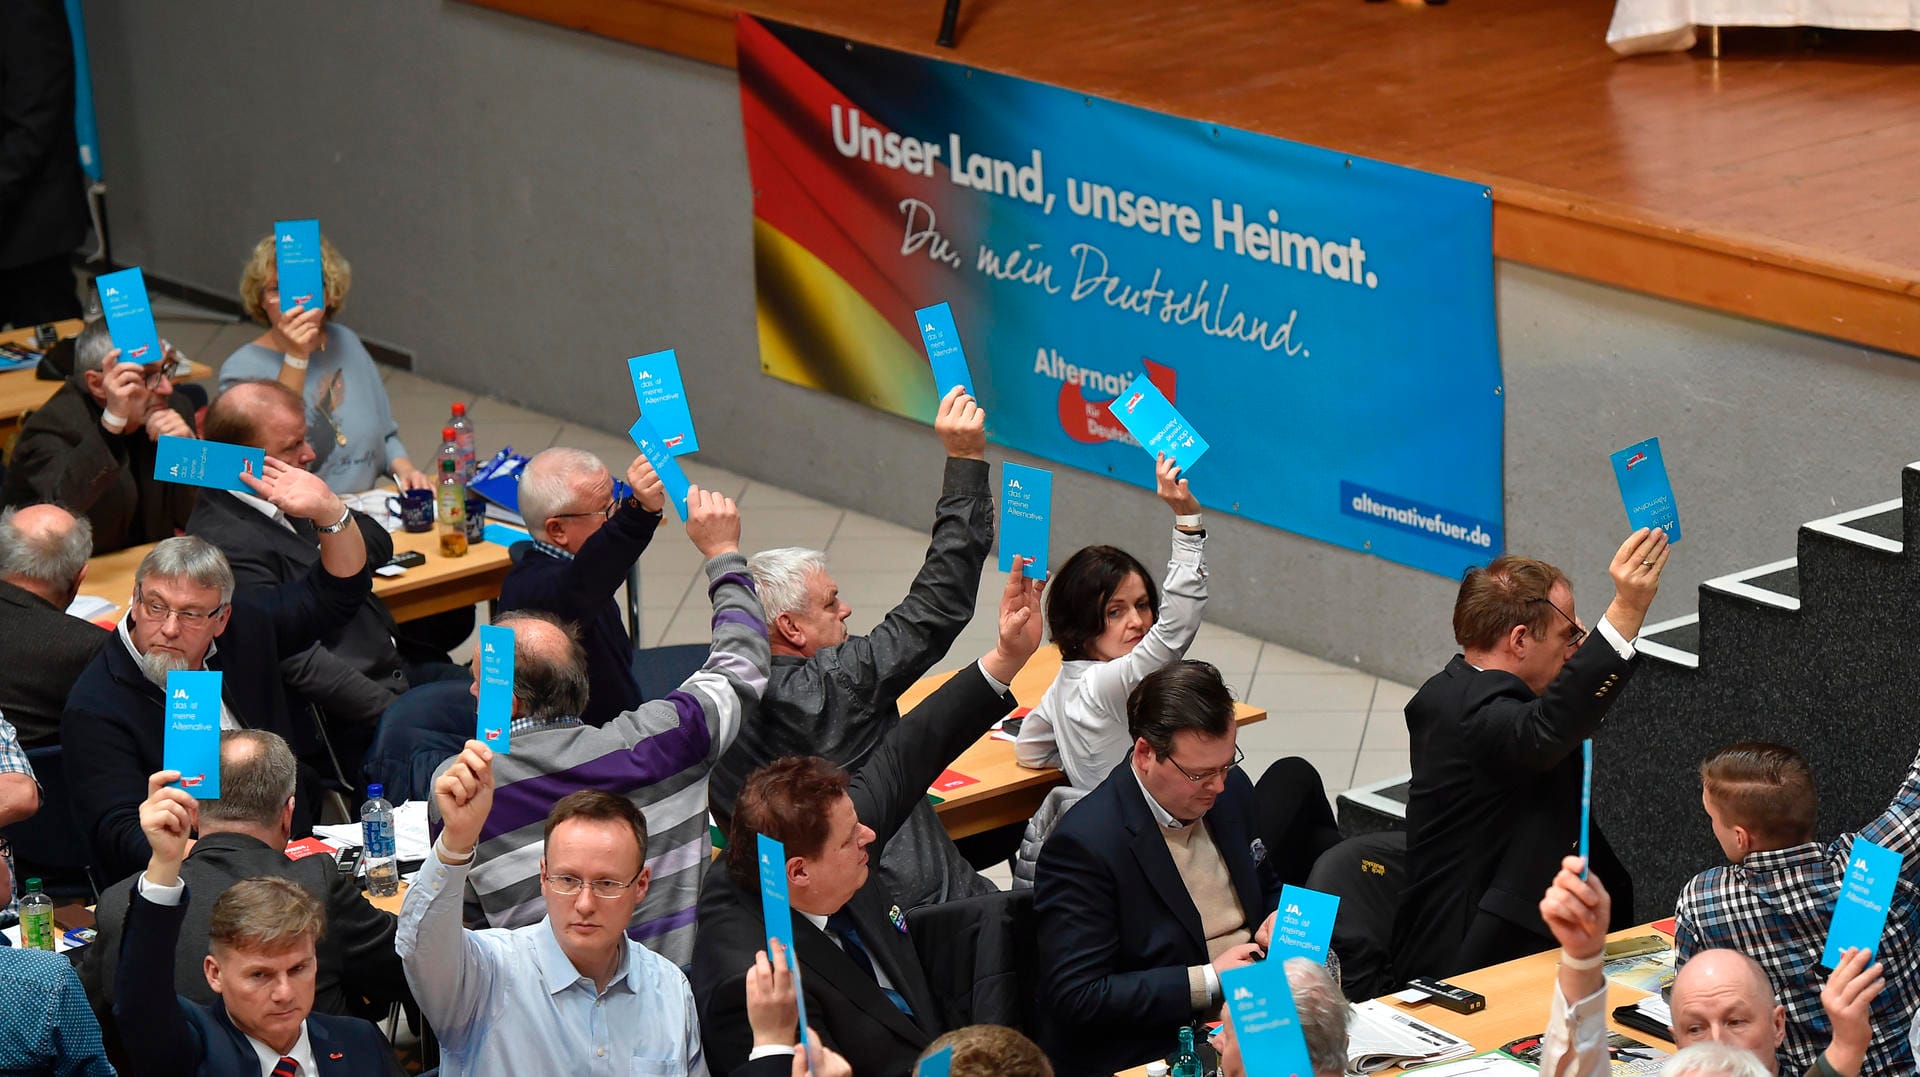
left=825, top=910, right=913, bottom=1016
left=271, top=1058, right=299, bottom=1077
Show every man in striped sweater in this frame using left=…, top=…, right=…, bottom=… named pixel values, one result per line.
left=432, top=485, right=766, bottom=968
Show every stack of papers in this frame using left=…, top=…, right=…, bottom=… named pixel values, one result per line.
left=66, top=595, right=117, bottom=621
left=313, top=799, right=431, bottom=863
left=1346, top=1000, right=1475, bottom=1073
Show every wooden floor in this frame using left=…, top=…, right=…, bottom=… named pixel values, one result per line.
left=467, top=0, right=1920, bottom=355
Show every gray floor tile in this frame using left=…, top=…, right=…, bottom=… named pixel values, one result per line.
left=1243, top=671, right=1378, bottom=713
left=738, top=482, right=840, bottom=512
left=1239, top=710, right=1368, bottom=754
left=1186, top=631, right=1262, bottom=677
left=1254, top=645, right=1368, bottom=677
left=835, top=511, right=922, bottom=543
left=1350, top=749, right=1411, bottom=789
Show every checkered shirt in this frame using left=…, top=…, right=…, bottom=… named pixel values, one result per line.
left=0, top=716, right=34, bottom=920
left=1674, top=747, right=1920, bottom=1077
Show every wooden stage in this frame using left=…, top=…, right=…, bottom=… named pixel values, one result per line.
left=463, top=0, right=1920, bottom=357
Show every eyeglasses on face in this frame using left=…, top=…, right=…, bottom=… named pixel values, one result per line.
left=549, top=497, right=618, bottom=522
left=1532, top=596, right=1587, bottom=650
left=134, top=589, right=226, bottom=627
left=542, top=868, right=643, bottom=899
left=1164, top=745, right=1244, bottom=784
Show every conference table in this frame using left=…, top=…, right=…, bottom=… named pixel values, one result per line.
left=80, top=524, right=515, bottom=626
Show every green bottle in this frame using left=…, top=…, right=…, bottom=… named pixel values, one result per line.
left=20, top=877, right=55, bottom=951
left=1171, top=1025, right=1204, bottom=1077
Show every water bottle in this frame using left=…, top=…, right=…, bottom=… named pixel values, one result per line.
left=1171, top=1026, right=1203, bottom=1077
left=449, top=402, right=476, bottom=480
left=436, top=432, right=468, bottom=558
left=19, top=878, right=55, bottom=951
left=360, top=784, right=400, bottom=897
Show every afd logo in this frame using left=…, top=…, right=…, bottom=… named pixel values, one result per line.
left=1123, top=392, right=1145, bottom=414
left=484, top=728, right=501, bottom=741
left=663, top=434, right=685, bottom=449
left=128, top=344, right=151, bottom=360
left=180, top=774, right=205, bottom=788
left=291, top=293, right=315, bottom=306
left=1624, top=452, right=1648, bottom=470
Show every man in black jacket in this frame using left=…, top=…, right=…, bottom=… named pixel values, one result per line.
left=0, top=504, right=108, bottom=748
left=83, top=731, right=405, bottom=1035
left=1, top=318, right=198, bottom=552
left=0, top=0, right=89, bottom=328
left=1393, top=528, right=1670, bottom=981
left=189, top=381, right=463, bottom=769
left=692, top=563, right=1042, bottom=1077
left=63, top=456, right=371, bottom=883
left=1032, top=661, right=1284, bottom=1077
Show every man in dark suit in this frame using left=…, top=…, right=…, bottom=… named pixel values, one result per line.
left=83, top=731, right=405, bottom=1030
left=1033, top=661, right=1284, bottom=1077
left=0, top=503, right=108, bottom=748
left=0, top=0, right=89, bottom=328
left=691, top=563, right=1043, bottom=1077
left=189, top=381, right=463, bottom=768
left=2, top=318, right=199, bottom=553
left=63, top=456, right=372, bottom=883
left=1393, top=528, right=1670, bottom=981
left=113, top=768, right=404, bottom=1077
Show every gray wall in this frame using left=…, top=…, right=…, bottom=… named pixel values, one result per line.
left=83, top=0, right=1920, bottom=686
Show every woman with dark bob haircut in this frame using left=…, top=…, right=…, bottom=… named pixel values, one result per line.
left=1015, top=453, right=1208, bottom=788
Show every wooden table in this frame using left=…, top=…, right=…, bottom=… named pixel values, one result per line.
left=0, top=319, right=211, bottom=430
left=899, top=646, right=1267, bottom=840
left=80, top=525, right=515, bottom=625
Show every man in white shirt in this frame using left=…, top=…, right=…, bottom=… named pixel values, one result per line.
left=112, top=769, right=404, bottom=1076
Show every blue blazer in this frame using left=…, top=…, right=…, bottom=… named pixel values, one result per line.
left=1033, top=761, right=1282, bottom=1077
left=112, top=884, right=403, bottom=1077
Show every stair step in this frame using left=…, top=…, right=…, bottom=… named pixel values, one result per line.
left=1804, top=498, right=1903, bottom=554
left=1335, top=771, right=1410, bottom=835
left=1702, top=556, right=1800, bottom=611
left=1637, top=613, right=1700, bottom=669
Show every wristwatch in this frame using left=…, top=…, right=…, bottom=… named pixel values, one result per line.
left=316, top=506, right=355, bottom=534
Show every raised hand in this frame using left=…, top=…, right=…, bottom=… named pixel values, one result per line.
left=1820, top=947, right=1885, bottom=1077
left=239, top=455, right=347, bottom=525
left=1603, top=527, right=1671, bottom=638
left=99, top=351, right=151, bottom=425
left=685, top=485, right=741, bottom=558
left=434, top=740, right=496, bottom=854
left=746, top=939, right=799, bottom=1048
left=140, top=770, right=200, bottom=885
left=934, top=386, right=986, bottom=461
left=1539, top=855, right=1611, bottom=961
left=981, top=558, right=1045, bottom=685
left=626, top=455, right=667, bottom=514
left=1155, top=453, right=1200, bottom=518
left=269, top=299, right=326, bottom=360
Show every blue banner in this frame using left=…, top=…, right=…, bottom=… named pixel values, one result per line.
left=742, top=16, right=1503, bottom=577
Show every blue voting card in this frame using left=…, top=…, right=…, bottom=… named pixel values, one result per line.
left=914, top=302, right=978, bottom=399
left=757, top=835, right=821, bottom=1067
left=999, top=463, right=1052, bottom=581
left=1610, top=437, right=1682, bottom=544
left=916, top=1045, right=954, bottom=1077
left=1579, top=739, right=1593, bottom=878
left=1107, top=374, right=1211, bottom=474
left=1222, top=959, right=1315, bottom=1077
left=627, top=414, right=694, bottom=519
left=1271, top=885, right=1340, bottom=961
left=477, top=624, right=515, bottom=753
left=164, top=671, right=223, bottom=800
left=1823, top=837, right=1902, bottom=967
left=274, top=219, right=324, bottom=313
left=152, top=436, right=266, bottom=493
left=96, top=266, right=163, bottom=366
left=627, top=350, right=700, bottom=456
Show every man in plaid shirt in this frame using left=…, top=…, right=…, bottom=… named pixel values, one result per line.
left=1674, top=741, right=1920, bottom=1076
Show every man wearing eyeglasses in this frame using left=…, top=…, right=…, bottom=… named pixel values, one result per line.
left=1031, top=659, right=1282, bottom=1077
left=2, top=317, right=199, bottom=553
left=500, top=446, right=666, bottom=728
left=402, top=746, right=706, bottom=1075
left=62, top=456, right=374, bottom=883
left=1392, top=528, right=1670, bottom=983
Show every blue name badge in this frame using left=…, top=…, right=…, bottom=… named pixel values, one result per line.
left=627, top=349, right=700, bottom=456
left=1107, top=374, right=1211, bottom=474
left=627, top=414, right=693, bottom=519
left=1610, top=437, right=1682, bottom=543
left=1222, top=959, right=1315, bottom=1077
left=274, top=219, right=324, bottom=313
left=96, top=266, right=163, bottom=367
left=1824, top=837, right=1902, bottom=966
left=152, top=436, right=266, bottom=493
left=164, top=670, right=223, bottom=800
left=914, top=302, right=977, bottom=399
left=999, top=463, right=1052, bottom=581
left=477, top=624, right=514, bottom=753
left=1271, top=885, right=1340, bottom=961
left=916, top=1044, right=954, bottom=1077
left=757, top=835, right=821, bottom=1065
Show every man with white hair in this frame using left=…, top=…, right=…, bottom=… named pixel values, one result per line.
left=62, top=456, right=373, bottom=883
left=498, top=446, right=666, bottom=727
left=0, top=503, right=108, bottom=748
left=1, top=317, right=199, bottom=552
left=1211, top=957, right=1349, bottom=1077
left=709, top=388, right=999, bottom=909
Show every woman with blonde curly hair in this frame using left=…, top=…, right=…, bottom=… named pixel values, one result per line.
left=220, top=233, right=432, bottom=492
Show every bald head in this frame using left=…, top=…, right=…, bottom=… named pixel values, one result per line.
left=479, top=611, right=588, bottom=722
left=1670, top=949, right=1783, bottom=1073
left=203, top=380, right=313, bottom=466
left=0, top=504, right=92, bottom=604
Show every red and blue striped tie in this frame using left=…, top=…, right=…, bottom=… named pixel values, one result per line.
left=271, top=1057, right=299, bottom=1077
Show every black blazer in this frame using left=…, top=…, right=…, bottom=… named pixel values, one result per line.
left=0, top=379, right=199, bottom=554
left=691, top=662, right=1015, bottom=1077
left=0, top=577, right=107, bottom=748
left=1393, top=634, right=1637, bottom=981
left=188, top=489, right=404, bottom=724
left=1033, top=761, right=1281, bottom=1077
left=0, top=0, right=90, bottom=272
left=83, top=831, right=406, bottom=1024
left=112, top=884, right=403, bottom=1077
left=61, top=558, right=370, bottom=883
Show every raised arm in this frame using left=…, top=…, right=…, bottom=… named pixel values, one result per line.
left=398, top=741, right=504, bottom=1038
left=545, top=454, right=666, bottom=618
left=111, top=772, right=206, bottom=1077
left=1536, top=856, right=1612, bottom=1077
